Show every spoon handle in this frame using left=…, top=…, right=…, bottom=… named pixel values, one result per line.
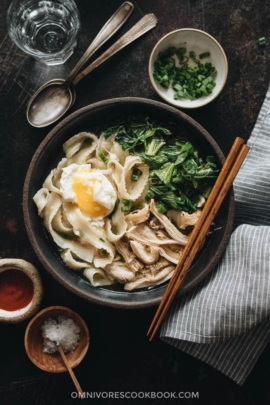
left=65, top=2, right=134, bottom=87
left=57, top=345, right=84, bottom=399
left=73, top=14, right=158, bottom=87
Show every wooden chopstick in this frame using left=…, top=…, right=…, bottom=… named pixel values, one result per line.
left=147, top=137, right=244, bottom=337
left=147, top=137, right=250, bottom=341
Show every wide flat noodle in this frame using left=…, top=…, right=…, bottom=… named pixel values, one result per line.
left=119, top=156, right=149, bottom=201
left=105, top=202, right=127, bottom=243
left=43, top=192, right=95, bottom=262
left=107, top=159, right=123, bottom=187
left=34, top=130, right=188, bottom=290
left=61, top=249, right=91, bottom=270
left=62, top=202, right=115, bottom=267
left=97, top=134, right=115, bottom=154
left=110, top=141, right=129, bottom=165
left=63, top=132, right=98, bottom=160
left=42, top=158, right=68, bottom=194
left=33, top=188, right=50, bottom=217
left=87, top=157, right=107, bottom=170
left=51, top=206, right=73, bottom=235
left=83, top=267, right=115, bottom=287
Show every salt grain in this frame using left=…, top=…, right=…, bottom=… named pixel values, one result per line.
left=41, top=316, right=80, bottom=354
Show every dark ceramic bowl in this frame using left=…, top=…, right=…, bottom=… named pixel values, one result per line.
left=23, top=98, right=234, bottom=308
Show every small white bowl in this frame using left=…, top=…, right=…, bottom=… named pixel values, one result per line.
left=149, top=28, right=228, bottom=109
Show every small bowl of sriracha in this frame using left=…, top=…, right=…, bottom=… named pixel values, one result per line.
left=149, top=28, right=228, bottom=109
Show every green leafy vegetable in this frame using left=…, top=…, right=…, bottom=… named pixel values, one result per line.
left=104, top=117, right=219, bottom=213
left=153, top=47, right=217, bottom=100
left=145, top=138, right=166, bottom=156
left=152, top=162, right=176, bottom=186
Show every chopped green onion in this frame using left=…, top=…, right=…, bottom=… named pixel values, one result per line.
left=153, top=48, right=217, bottom=100
left=199, top=52, right=210, bottom=59
left=145, top=190, right=155, bottom=200
left=155, top=202, right=167, bottom=214
left=99, top=238, right=105, bottom=242
left=131, top=168, right=142, bottom=181
left=258, top=37, right=266, bottom=46
left=122, top=199, right=133, bottom=206
left=121, top=206, right=130, bottom=213
left=98, top=150, right=109, bottom=164
left=178, top=47, right=186, bottom=54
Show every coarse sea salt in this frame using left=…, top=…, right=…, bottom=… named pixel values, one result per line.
left=41, top=315, right=80, bottom=354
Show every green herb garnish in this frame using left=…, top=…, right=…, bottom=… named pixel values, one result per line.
left=153, top=47, right=216, bottom=100
left=122, top=199, right=134, bottom=206
left=131, top=168, right=142, bottom=182
left=199, top=52, right=211, bottom=59
left=98, top=150, right=109, bottom=164
left=258, top=37, right=266, bottom=46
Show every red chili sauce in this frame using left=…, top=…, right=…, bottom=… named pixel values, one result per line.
left=0, top=269, right=34, bottom=311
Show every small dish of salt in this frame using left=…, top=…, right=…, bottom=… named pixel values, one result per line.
left=41, top=316, right=81, bottom=354
left=24, top=306, right=90, bottom=373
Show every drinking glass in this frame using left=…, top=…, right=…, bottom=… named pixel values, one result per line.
left=7, top=0, right=80, bottom=65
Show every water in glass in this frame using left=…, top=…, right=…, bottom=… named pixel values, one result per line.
left=7, top=0, right=80, bottom=65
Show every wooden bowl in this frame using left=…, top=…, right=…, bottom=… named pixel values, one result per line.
left=24, top=306, right=90, bottom=373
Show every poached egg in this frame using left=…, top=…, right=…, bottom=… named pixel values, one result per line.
left=60, top=164, right=117, bottom=219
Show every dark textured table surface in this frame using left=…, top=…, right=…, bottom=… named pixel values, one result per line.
left=1, top=1, right=270, bottom=404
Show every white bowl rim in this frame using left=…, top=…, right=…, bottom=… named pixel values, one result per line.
left=149, top=28, right=228, bottom=109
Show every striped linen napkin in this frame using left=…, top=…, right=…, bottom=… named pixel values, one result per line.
left=160, top=86, right=270, bottom=385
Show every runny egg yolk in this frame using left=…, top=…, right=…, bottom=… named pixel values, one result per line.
left=72, top=177, right=108, bottom=217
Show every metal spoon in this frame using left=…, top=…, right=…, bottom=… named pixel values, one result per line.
left=27, top=13, right=157, bottom=128
left=26, top=1, right=134, bottom=128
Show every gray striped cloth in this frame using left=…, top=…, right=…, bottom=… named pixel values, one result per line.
left=160, top=86, right=270, bottom=385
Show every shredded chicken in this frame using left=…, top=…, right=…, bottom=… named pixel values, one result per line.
left=104, top=262, right=137, bottom=283
left=167, top=209, right=201, bottom=230
left=124, top=265, right=175, bottom=291
left=125, top=203, right=150, bottom=229
left=115, top=236, right=144, bottom=272
left=148, top=216, right=163, bottom=230
left=103, top=200, right=201, bottom=290
left=150, top=200, right=189, bottom=245
left=130, top=241, right=159, bottom=265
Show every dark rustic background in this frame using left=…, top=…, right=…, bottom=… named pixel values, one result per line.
left=0, top=0, right=270, bottom=404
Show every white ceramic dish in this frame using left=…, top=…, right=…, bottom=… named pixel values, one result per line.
left=149, top=28, right=228, bottom=109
